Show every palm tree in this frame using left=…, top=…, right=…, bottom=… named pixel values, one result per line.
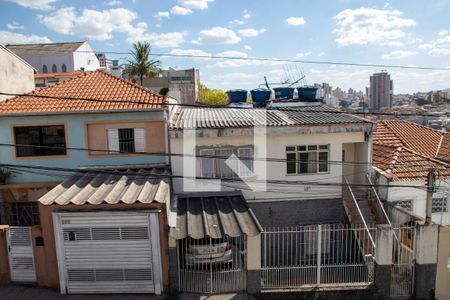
left=125, top=42, right=161, bottom=86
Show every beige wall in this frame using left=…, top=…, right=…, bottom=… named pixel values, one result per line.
left=0, top=46, right=35, bottom=101
left=436, top=226, right=450, bottom=300
left=170, top=129, right=368, bottom=201
left=86, top=119, right=166, bottom=156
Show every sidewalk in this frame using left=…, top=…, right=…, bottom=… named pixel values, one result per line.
left=0, top=284, right=165, bottom=300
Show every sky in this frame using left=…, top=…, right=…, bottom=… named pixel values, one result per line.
left=1, top=0, right=450, bottom=93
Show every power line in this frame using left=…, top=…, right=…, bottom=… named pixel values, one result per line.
left=5, top=46, right=450, bottom=71
left=0, top=91, right=446, bottom=118
left=0, top=142, right=448, bottom=170
left=4, top=162, right=445, bottom=190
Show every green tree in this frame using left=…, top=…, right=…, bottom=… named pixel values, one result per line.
left=199, top=84, right=228, bottom=106
left=125, top=41, right=160, bottom=86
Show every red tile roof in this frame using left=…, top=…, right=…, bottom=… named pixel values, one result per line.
left=373, top=143, right=450, bottom=181
left=0, top=70, right=166, bottom=114
left=373, top=120, right=450, bottom=161
left=373, top=120, right=450, bottom=181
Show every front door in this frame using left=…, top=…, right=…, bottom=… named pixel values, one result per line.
left=6, top=226, right=37, bottom=282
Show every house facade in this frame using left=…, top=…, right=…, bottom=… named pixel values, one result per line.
left=0, top=44, right=35, bottom=101
left=0, top=70, right=171, bottom=294
left=6, top=41, right=100, bottom=74
left=169, top=106, right=374, bottom=227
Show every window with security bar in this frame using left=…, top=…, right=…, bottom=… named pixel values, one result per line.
left=199, top=146, right=253, bottom=178
left=432, top=196, right=448, bottom=213
left=6, top=202, right=40, bottom=226
left=286, top=145, right=329, bottom=174
left=107, top=128, right=145, bottom=154
left=393, top=200, right=413, bottom=211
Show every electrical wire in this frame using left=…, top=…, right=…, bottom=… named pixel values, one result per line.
left=5, top=46, right=450, bottom=71
left=0, top=91, right=447, bottom=117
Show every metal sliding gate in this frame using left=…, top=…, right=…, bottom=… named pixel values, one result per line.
left=6, top=226, right=36, bottom=282
left=390, top=226, right=416, bottom=298
left=178, top=236, right=247, bottom=293
left=261, top=224, right=375, bottom=291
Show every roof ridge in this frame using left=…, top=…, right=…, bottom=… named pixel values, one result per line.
left=401, top=146, right=450, bottom=167
left=97, top=69, right=167, bottom=102
left=381, top=120, right=409, bottom=148
left=6, top=41, right=86, bottom=46
left=32, top=71, right=89, bottom=95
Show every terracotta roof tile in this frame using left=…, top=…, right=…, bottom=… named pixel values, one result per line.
left=373, top=143, right=450, bottom=181
left=373, top=120, right=450, bottom=162
left=0, top=70, right=166, bottom=114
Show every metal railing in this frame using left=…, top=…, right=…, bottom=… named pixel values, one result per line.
left=366, top=174, right=400, bottom=243
left=342, top=177, right=376, bottom=253
left=261, top=224, right=375, bottom=291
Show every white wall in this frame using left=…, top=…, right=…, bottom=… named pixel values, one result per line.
left=170, top=128, right=368, bottom=202
left=73, top=42, right=100, bottom=71
left=0, top=47, right=35, bottom=101
left=375, top=173, right=450, bottom=225
left=19, top=53, right=73, bottom=73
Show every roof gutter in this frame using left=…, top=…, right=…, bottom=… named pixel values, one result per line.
left=0, top=107, right=167, bottom=117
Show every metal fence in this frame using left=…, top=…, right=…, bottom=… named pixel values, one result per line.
left=390, top=226, right=416, bottom=299
left=261, top=224, right=375, bottom=291
left=177, top=235, right=246, bottom=294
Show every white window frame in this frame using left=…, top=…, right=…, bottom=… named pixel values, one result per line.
left=199, top=146, right=254, bottom=178
left=107, top=127, right=146, bottom=154
left=286, top=144, right=330, bottom=175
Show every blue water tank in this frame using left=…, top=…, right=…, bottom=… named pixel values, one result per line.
left=298, top=87, right=318, bottom=100
left=273, top=87, right=295, bottom=99
left=250, top=88, right=271, bottom=103
left=226, top=89, right=248, bottom=103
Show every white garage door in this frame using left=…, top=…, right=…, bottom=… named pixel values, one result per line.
left=53, top=211, right=162, bottom=294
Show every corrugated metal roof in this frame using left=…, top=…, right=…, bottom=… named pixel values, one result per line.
left=39, top=169, right=170, bottom=205
left=170, top=106, right=370, bottom=129
left=170, top=192, right=262, bottom=239
left=6, top=41, right=85, bottom=56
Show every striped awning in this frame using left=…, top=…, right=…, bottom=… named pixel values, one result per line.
left=39, top=169, right=170, bottom=205
left=169, top=192, right=262, bottom=239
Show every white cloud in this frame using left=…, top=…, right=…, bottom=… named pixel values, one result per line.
left=170, top=5, right=192, bottom=15
left=6, top=21, right=24, bottom=30
left=209, top=50, right=284, bottom=68
left=381, top=50, right=418, bottom=59
left=418, top=43, right=433, bottom=50
left=40, top=7, right=184, bottom=47
left=177, top=0, right=213, bottom=10
left=5, top=0, right=57, bottom=10
left=244, top=45, right=252, bottom=50
left=154, top=11, right=169, bottom=19
left=243, top=9, right=251, bottom=19
left=0, top=30, right=52, bottom=44
left=105, top=0, right=122, bottom=6
left=229, top=19, right=244, bottom=26
left=238, top=28, right=266, bottom=38
left=436, top=35, right=450, bottom=44
left=438, top=29, right=448, bottom=37
left=285, top=17, right=306, bottom=26
left=317, top=51, right=325, bottom=57
left=170, top=48, right=211, bottom=60
left=333, top=7, right=415, bottom=46
left=192, top=27, right=241, bottom=45
left=386, top=41, right=403, bottom=47
left=295, top=52, right=312, bottom=58
left=429, top=48, right=450, bottom=56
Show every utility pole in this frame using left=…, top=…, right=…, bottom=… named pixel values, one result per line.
left=425, top=168, right=436, bottom=224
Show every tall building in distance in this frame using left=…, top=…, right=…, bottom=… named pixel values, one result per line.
left=369, top=71, right=393, bottom=110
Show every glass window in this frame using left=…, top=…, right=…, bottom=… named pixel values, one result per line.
left=199, top=147, right=254, bottom=178
left=14, top=125, right=66, bottom=157
left=200, top=149, right=215, bottom=178
left=118, top=128, right=135, bottom=153
left=61, top=64, right=67, bottom=72
left=215, top=149, right=234, bottom=178
left=52, top=64, right=57, bottom=72
left=287, top=144, right=329, bottom=174
left=7, top=202, right=40, bottom=226
left=42, top=65, right=48, bottom=73
left=238, top=147, right=253, bottom=177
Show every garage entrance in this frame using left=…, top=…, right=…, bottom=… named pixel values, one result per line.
left=53, top=211, right=162, bottom=294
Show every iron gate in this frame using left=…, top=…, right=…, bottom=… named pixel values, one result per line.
left=261, top=224, right=375, bottom=291
left=6, top=226, right=36, bottom=282
left=177, top=235, right=247, bottom=293
left=390, top=226, right=416, bottom=298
